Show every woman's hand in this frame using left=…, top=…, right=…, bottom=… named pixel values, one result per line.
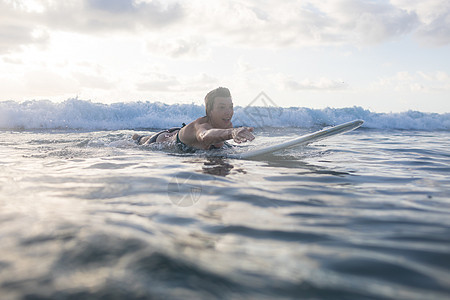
left=231, top=127, right=255, bottom=143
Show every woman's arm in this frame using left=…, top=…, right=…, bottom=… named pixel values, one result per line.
left=196, top=125, right=254, bottom=145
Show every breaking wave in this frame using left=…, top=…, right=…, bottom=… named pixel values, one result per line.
left=0, top=98, right=448, bottom=131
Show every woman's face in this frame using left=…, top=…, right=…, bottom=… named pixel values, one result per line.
left=209, top=97, right=234, bottom=128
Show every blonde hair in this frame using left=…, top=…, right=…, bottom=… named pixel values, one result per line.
left=204, top=87, right=231, bottom=116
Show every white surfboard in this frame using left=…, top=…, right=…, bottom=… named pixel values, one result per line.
left=225, top=119, right=364, bottom=159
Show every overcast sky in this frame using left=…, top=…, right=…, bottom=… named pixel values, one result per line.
left=1, top=0, right=449, bottom=112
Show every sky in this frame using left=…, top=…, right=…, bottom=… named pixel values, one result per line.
left=0, top=0, right=449, bottom=113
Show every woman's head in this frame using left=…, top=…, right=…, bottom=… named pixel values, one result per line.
left=204, top=87, right=233, bottom=128
left=205, top=87, right=231, bottom=116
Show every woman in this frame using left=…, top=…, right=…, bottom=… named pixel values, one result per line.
left=133, top=87, right=255, bottom=152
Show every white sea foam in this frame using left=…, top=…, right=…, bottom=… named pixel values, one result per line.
left=0, top=99, right=448, bottom=131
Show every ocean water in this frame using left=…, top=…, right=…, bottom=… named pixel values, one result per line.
left=0, top=99, right=449, bottom=300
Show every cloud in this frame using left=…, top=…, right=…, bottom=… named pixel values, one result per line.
left=88, top=0, right=136, bottom=13
left=1, top=0, right=449, bottom=57
left=0, top=0, right=184, bottom=54
left=390, top=0, right=449, bottom=23
left=72, top=72, right=116, bottom=90
left=136, top=72, right=218, bottom=92
left=415, top=13, right=450, bottom=46
left=2, top=56, right=24, bottom=64
left=391, top=0, right=450, bottom=46
left=187, top=0, right=450, bottom=47
left=337, top=0, right=419, bottom=44
left=136, top=73, right=180, bottom=92
left=146, top=36, right=208, bottom=59
left=43, top=0, right=184, bottom=33
left=276, top=74, right=349, bottom=91
left=180, top=0, right=421, bottom=47
left=0, top=2, right=49, bottom=54
left=373, top=71, right=450, bottom=92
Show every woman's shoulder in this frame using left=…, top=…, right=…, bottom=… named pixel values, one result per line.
left=195, top=116, right=208, bottom=124
left=190, top=116, right=211, bottom=129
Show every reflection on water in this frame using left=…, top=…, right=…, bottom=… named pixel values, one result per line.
left=202, top=157, right=234, bottom=176
left=198, top=155, right=345, bottom=179
left=200, top=157, right=247, bottom=177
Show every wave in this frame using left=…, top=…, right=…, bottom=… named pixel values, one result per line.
left=0, top=98, right=449, bottom=131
